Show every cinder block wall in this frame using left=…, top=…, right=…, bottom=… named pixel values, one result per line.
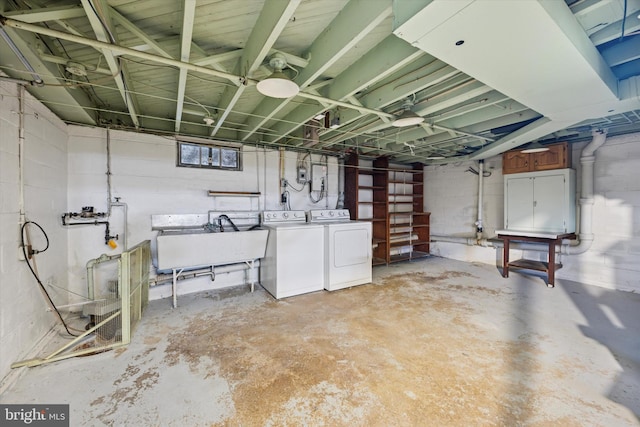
left=425, top=134, right=640, bottom=293
left=66, top=126, right=340, bottom=301
left=0, top=82, right=69, bottom=382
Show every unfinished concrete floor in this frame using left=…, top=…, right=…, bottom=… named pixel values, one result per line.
left=2, top=257, right=639, bottom=426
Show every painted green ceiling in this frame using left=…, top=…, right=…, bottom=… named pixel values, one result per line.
left=1, top=0, right=639, bottom=164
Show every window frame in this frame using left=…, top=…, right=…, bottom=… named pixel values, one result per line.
left=176, top=140, right=242, bottom=171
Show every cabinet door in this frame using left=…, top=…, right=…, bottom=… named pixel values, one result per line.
left=533, top=174, right=566, bottom=232
left=505, top=176, right=534, bottom=230
left=532, top=143, right=568, bottom=171
left=503, top=151, right=530, bottom=174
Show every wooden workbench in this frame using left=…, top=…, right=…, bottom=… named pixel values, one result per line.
left=496, top=230, right=576, bottom=288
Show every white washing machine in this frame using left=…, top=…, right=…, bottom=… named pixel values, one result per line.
left=308, top=209, right=372, bottom=291
left=260, top=210, right=325, bottom=299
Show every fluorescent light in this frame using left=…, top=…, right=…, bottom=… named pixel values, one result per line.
left=520, top=142, right=549, bottom=153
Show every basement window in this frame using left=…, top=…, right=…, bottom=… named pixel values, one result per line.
left=177, top=141, right=242, bottom=170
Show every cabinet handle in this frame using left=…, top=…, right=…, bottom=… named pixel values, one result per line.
left=533, top=200, right=537, bottom=207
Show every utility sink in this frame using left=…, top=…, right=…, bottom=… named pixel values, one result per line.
left=156, top=228, right=269, bottom=271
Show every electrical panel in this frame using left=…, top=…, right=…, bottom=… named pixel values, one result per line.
left=311, top=163, right=326, bottom=192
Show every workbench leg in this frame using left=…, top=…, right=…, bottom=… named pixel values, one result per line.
left=172, top=269, right=178, bottom=308
left=547, top=241, right=556, bottom=288
left=502, top=238, right=510, bottom=278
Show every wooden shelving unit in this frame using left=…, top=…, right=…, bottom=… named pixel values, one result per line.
left=346, top=154, right=429, bottom=265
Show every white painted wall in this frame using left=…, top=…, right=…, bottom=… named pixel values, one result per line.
left=0, top=82, right=69, bottom=383
left=425, top=133, right=640, bottom=293
left=66, top=126, right=339, bottom=303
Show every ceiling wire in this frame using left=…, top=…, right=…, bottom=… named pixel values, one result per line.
left=620, top=0, right=628, bottom=41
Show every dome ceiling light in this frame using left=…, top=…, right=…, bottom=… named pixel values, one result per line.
left=256, top=54, right=299, bottom=99
left=392, top=98, right=424, bottom=127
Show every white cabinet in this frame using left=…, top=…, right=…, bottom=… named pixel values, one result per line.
left=504, top=168, right=576, bottom=233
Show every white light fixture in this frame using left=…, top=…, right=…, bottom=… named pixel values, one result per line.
left=256, top=54, right=299, bottom=98
left=203, top=115, right=215, bottom=126
left=520, top=142, right=550, bottom=153
left=392, top=98, right=424, bottom=127
left=426, top=156, right=445, bottom=160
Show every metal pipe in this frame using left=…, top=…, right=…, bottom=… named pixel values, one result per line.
left=153, top=261, right=260, bottom=286
left=0, top=16, right=240, bottom=84
left=109, top=199, right=128, bottom=250
left=0, top=16, right=396, bottom=119
left=0, top=26, right=43, bottom=85
left=86, top=253, right=121, bottom=300
left=475, top=160, right=484, bottom=240
left=106, top=128, right=112, bottom=216
left=18, top=85, right=25, bottom=226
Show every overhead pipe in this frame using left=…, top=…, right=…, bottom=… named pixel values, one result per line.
left=0, top=26, right=43, bottom=85
left=0, top=16, right=394, bottom=119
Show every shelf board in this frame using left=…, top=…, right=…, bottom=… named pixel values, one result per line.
left=388, top=180, right=422, bottom=184
left=372, top=257, right=387, bottom=266
left=390, top=222, right=411, bottom=228
left=372, top=237, right=386, bottom=244
left=508, top=259, right=562, bottom=272
left=389, top=251, right=430, bottom=263
left=359, top=185, right=386, bottom=190
left=389, top=240, right=429, bottom=248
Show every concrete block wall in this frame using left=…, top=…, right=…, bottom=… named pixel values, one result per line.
left=66, top=126, right=339, bottom=303
left=0, top=83, right=69, bottom=383
left=424, top=133, right=640, bottom=293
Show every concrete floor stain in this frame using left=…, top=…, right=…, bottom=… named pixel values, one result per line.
left=159, top=271, right=577, bottom=426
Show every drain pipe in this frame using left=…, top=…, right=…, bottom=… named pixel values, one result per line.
left=475, top=159, right=484, bottom=240
left=562, top=128, right=607, bottom=254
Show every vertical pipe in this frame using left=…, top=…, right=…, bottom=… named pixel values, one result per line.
left=475, top=159, right=484, bottom=240
left=109, top=200, right=128, bottom=250
left=18, top=85, right=25, bottom=225
left=564, top=129, right=608, bottom=255
left=106, top=128, right=112, bottom=216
